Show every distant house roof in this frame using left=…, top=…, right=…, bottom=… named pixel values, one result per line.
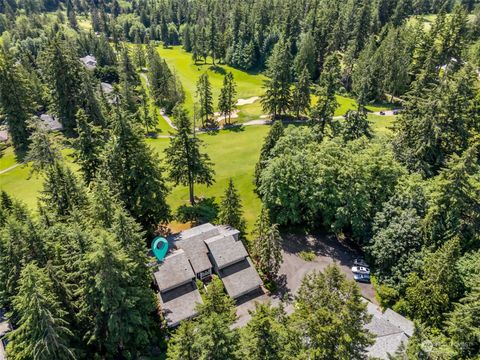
left=0, top=130, right=8, bottom=142
left=158, top=282, right=203, bottom=327
left=205, top=231, right=247, bottom=270
left=39, top=114, right=63, bottom=131
left=174, top=224, right=219, bottom=274
left=80, top=55, right=97, bottom=70
left=219, top=257, right=262, bottom=299
left=365, top=301, right=414, bottom=359
left=101, top=82, right=113, bottom=94
left=154, top=250, right=195, bottom=293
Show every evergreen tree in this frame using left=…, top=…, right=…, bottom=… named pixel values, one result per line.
left=40, top=37, right=84, bottom=135
left=196, top=72, right=214, bottom=127
left=218, top=72, right=237, bottom=124
left=352, top=36, right=382, bottom=104
left=341, top=107, right=372, bottom=141
left=196, top=276, right=236, bottom=322
left=218, top=179, right=246, bottom=236
left=291, top=66, right=311, bottom=119
left=251, top=207, right=283, bottom=280
left=240, top=303, right=287, bottom=360
left=167, top=321, right=197, bottom=360
left=165, top=107, right=215, bottom=205
left=0, top=50, right=34, bottom=157
left=290, top=265, right=374, bottom=359
left=6, top=263, right=75, bottom=360
left=261, top=40, right=292, bottom=118
left=73, top=109, right=104, bottom=184
left=254, top=120, right=284, bottom=189
left=79, top=231, right=156, bottom=358
left=100, top=110, right=170, bottom=231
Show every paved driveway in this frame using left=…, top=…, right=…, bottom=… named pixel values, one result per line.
left=234, top=233, right=376, bottom=327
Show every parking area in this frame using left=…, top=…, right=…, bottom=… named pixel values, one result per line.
left=233, top=232, right=376, bottom=327
left=276, top=233, right=376, bottom=303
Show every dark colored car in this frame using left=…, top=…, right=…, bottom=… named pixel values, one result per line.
left=393, top=109, right=400, bottom=115
left=379, top=111, right=386, bottom=115
left=354, top=273, right=371, bottom=283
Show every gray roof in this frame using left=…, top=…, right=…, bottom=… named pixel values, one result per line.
left=0, top=130, right=8, bottom=142
left=101, top=82, right=114, bottom=94
left=40, top=114, right=63, bottom=131
left=205, top=233, right=248, bottom=269
left=154, top=250, right=195, bottom=292
left=219, top=257, right=262, bottom=299
left=158, top=282, right=203, bottom=327
left=174, top=225, right=219, bottom=274
left=365, top=301, right=414, bottom=359
left=80, top=55, right=97, bottom=70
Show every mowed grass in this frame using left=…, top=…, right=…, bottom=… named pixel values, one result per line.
left=0, top=147, right=17, bottom=171
left=0, top=126, right=270, bottom=234
left=157, top=46, right=265, bottom=114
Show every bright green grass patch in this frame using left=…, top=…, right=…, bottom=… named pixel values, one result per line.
left=147, top=125, right=269, bottom=234
left=0, top=147, right=17, bottom=171
left=157, top=46, right=266, bottom=114
left=369, top=114, right=396, bottom=134
left=139, top=73, right=173, bottom=133
left=0, top=126, right=270, bottom=235
left=236, top=101, right=264, bottom=123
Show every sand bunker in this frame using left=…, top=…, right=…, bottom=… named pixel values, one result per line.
left=236, top=96, right=259, bottom=106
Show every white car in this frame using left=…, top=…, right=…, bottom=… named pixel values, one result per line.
left=351, top=266, right=370, bottom=275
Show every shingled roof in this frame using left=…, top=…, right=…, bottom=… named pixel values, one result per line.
left=154, top=250, right=195, bottom=293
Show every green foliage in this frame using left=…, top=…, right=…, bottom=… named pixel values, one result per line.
left=0, top=49, right=34, bottom=156
left=298, top=250, right=316, bottom=262
left=290, top=265, right=374, bottom=359
left=341, top=107, right=373, bottom=141
left=218, top=179, right=246, bottom=236
left=176, top=197, right=219, bottom=225
left=196, top=72, right=214, bottom=127
left=254, top=120, right=284, bottom=190
left=197, top=276, right=236, bottom=322
left=218, top=72, right=237, bottom=124
left=239, top=303, right=287, bottom=360
left=251, top=207, right=283, bottom=279
left=261, top=39, right=292, bottom=118
left=6, top=263, right=75, bottom=360
left=100, top=110, right=170, bottom=232
left=165, top=107, right=215, bottom=205
left=79, top=231, right=156, bottom=359
left=404, top=238, right=462, bottom=327
left=291, top=66, right=311, bottom=119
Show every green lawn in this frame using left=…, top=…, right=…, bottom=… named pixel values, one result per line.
left=0, top=126, right=270, bottom=234
left=157, top=46, right=265, bottom=114
left=368, top=114, right=396, bottom=134
left=0, top=147, right=17, bottom=171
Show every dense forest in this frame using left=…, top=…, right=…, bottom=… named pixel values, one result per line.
left=0, top=0, right=479, bottom=358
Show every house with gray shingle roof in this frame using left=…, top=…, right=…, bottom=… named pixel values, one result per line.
left=153, top=249, right=204, bottom=327
left=153, top=223, right=263, bottom=327
left=365, top=300, right=414, bottom=359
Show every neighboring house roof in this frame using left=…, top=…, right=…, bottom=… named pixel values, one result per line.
left=80, top=55, right=97, bottom=70
left=0, top=130, right=8, bottom=142
left=39, top=114, right=63, bottom=131
left=219, top=257, right=263, bottom=299
left=158, top=282, right=203, bottom=328
left=154, top=250, right=195, bottom=293
left=365, top=301, right=414, bottom=359
left=101, top=82, right=114, bottom=94
left=205, top=232, right=247, bottom=270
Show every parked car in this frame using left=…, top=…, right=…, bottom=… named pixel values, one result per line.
left=354, top=273, right=371, bottom=283
left=353, top=258, right=368, bottom=267
left=393, top=109, right=400, bottom=115
left=351, top=266, right=370, bottom=275
left=379, top=110, right=386, bottom=115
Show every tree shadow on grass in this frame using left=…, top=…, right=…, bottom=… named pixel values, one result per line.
left=208, top=65, right=226, bottom=75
